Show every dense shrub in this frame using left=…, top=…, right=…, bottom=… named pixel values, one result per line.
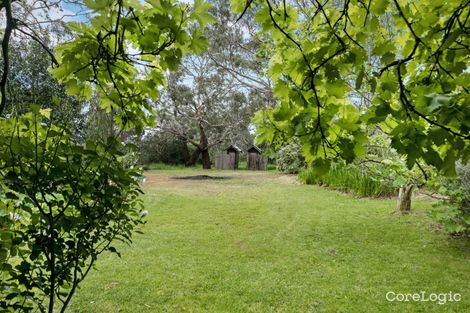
left=299, top=162, right=396, bottom=197
left=0, top=110, right=144, bottom=311
left=276, top=140, right=306, bottom=174
left=457, top=162, right=470, bottom=209
left=430, top=162, right=470, bottom=236
left=138, top=131, right=190, bottom=165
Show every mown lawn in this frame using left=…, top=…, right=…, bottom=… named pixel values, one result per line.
left=69, top=169, right=469, bottom=313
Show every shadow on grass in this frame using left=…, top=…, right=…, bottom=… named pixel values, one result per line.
left=172, top=175, right=233, bottom=180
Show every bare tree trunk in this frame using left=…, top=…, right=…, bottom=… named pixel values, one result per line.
left=0, top=0, right=14, bottom=116
left=198, top=122, right=211, bottom=169
left=201, top=148, right=211, bottom=169
left=396, top=184, right=414, bottom=213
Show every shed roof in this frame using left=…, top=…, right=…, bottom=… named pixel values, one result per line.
left=247, top=144, right=263, bottom=154
left=226, top=144, right=242, bottom=153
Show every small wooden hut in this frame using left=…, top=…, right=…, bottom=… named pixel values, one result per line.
left=247, top=145, right=267, bottom=170
left=226, top=145, right=241, bottom=169
left=215, top=145, right=241, bottom=169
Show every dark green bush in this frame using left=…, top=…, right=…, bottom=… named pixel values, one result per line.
left=138, top=132, right=190, bottom=165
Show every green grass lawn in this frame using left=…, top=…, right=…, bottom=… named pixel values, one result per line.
left=69, top=169, right=469, bottom=313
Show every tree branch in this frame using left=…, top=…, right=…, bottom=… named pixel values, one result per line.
left=0, top=0, right=16, bottom=116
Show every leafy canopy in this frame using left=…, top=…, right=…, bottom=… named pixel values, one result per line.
left=51, top=0, right=215, bottom=133
left=234, top=0, right=470, bottom=175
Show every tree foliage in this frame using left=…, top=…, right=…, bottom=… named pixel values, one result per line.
left=3, top=37, right=86, bottom=137
left=0, top=108, right=144, bottom=312
left=234, top=0, right=470, bottom=175
left=49, top=0, right=215, bottom=133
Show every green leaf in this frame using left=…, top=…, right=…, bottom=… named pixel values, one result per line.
left=370, top=0, right=389, bottom=14
left=192, top=0, right=216, bottom=27
left=425, top=93, right=452, bottom=112
left=328, top=81, right=349, bottom=98
left=355, top=66, right=365, bottom=90
left=442, top=150, right=457, bottom=176
left=84, top=0, right=111, bottom=10
left=30, top=104, right=40, bottom=114
left=311, top=158, right=331, bottom=177
left=189, top=34, right=209, bottom=55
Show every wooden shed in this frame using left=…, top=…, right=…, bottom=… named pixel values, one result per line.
left=226, top=145, right=241, bottom=169
left=215, top=145, right=241, bottom=170
left=247, top=145, right=267, bottom=170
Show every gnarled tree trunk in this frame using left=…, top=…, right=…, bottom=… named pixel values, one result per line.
left=198, top=122, right=211, bottom=169
left=396, top=184, right=414, bottom=213
left=184, top=127, right=211, bottom=169
left=201, top=148, right=211, bottom=169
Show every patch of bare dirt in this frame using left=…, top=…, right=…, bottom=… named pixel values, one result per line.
left=274, top=174, right=300, bottom=185
left=143, top=173, right=230, bottom=195
left=143, top=174, right=175, bottom=187
left=143, top=171, right=299, bottom=191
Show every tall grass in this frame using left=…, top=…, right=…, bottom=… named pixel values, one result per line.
left=299, top=162, right=396, bottom=197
